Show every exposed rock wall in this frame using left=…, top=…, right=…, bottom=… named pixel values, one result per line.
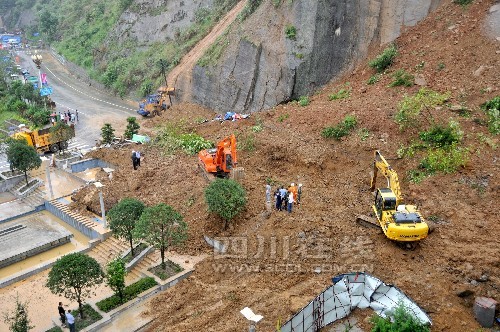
left=178, top=0, right=443, bottom=112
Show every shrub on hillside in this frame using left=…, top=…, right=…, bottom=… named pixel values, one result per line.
left=481, top=96, right=500, bottom=135
left=389, top=69, right=414, bottom=87
left=321, top=115, right=358, bottom=140
left=370, top=303, right=430, bottom=332
left=418, top=121, right=463, bottom=147
left=205, top=179, right=247, bottom=230
left=369, top=44, right=397, bottom=73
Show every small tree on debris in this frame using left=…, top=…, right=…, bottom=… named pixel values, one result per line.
left=6, top=139, right=42, bottom=186
left=101, top=123, right=115, bottom=145
left=370, top=303, right=430, bottom=332
left=134, top=203, right=188, bottom=269
left=2, top=295, right=34, bottom=332
left=106, top=257, right=126, bottom=302
left=107, top=198, right=145, bottom=256
left=205, top=179, right=247, bottom=230
left=124, top=117, right=140, bottom=139
left=46, top=253, right=104, bottom=319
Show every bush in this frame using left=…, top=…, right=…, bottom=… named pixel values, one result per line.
left=419, top=145, right=469, bottom=175
left=453, top=0, right=473, bottom=5
left=418, top=121, right=463, bottom=147
left=205, top=179, right=247, bottom=230
left=321, top=115, right=357, bottom=140
left=178, top=133, right=213, bottom=155
left=389, top=69, right=414, bottom=87
left=285, top=25, right=297, bottom=40
left=481, top=96, right=500, bottom=135
left=298, top=96, right=309, bottom=106
left=369, top=44, right=397, bottom=73
left=95, top=277, right=157, bottom=312
left=370, top=303, right=430, bottom=332
left=72, top=304, right=103, bottom=331
left=395, top=88, right=450, bottom=130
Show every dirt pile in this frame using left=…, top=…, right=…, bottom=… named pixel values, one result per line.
left=71, top=1, right=499, bottom=331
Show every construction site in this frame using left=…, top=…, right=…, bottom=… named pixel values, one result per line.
left=0, top=0, right=499, bottom=331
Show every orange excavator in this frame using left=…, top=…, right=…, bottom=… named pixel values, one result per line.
left=198, top=134, right=244, bottom=180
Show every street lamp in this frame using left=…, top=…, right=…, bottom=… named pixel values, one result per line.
left=31, top=51, right=43, bottom=89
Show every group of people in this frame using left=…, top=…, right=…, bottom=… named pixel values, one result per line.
left=58, top=302, right=75, bottom=332
left=50, top=109, right=79, bottom=126
left=266, top=182, right=303, bottom=213
left=132, top=150, right=142, bottom=170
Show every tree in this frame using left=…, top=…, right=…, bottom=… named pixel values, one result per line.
left=2, top=295, right=34, bottom=332
left=39, top=9, right=59, bottom=43
left=124, top=117, right=140, bottom=139
left=158, top=59, right=169, bottom=86
left=205, top=179, right=247, bottom=230
left=46, top=253, right=104, bottom=319
left=101, top=123, right=115, bottom=145
left=134, top=203, right=188, bottom=269
left=107, top=198, right=145, bottom=256
left=50, top=122, right=74, bottom=153
left=106, top=258, right=126, bottom=302
left=6, top=139, right=41, bottom=186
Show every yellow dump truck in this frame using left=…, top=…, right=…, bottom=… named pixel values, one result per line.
left=12, top=124, right=75, bottom=153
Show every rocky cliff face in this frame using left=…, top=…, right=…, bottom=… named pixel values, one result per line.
left=177, top=0, right=443, bottom=112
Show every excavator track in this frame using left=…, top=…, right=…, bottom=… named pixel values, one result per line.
left=198, top=162, right=214, bottom=182
left=356, top=215, right=381, bottom=230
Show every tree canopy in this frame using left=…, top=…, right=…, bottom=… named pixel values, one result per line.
left=205, top=179, right=247, bottom=229
left=46, top=253, right=104, bottom=319
left=134, top=203, right=187, bottom=269
left=124, top=117, right=140, bottom=139
left=6, top=139, right=42, bottom=185
left=107, top=197, right=145, bottom=255
left=106, top=257, right=126, bottom=301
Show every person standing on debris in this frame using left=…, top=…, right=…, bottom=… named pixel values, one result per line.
left=287, top=191, right=294, bottom=213
left=265, top=181, right=272, bottom=203
left=66, top=309, right=75, bottom=332
left=279, top=186, right=287, bottom=211
left=274, top=188, right=281, bottom=211
left=288, top=183, right=298, bottom=204
left=58, top=302, right=66, bottom=327
left=297, top=183, right=303, bottom=205
left=132, top=150, right=138, bottom=170
left=136, top=151, right=141, bottom=167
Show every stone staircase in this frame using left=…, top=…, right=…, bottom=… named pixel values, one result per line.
left=89, top=237, right=129, bottom=266
left=127, top=251, right=160, bottom=283
left=20, top=188, right=46, bottom=207
left=45, top=198, right=106, bottom=239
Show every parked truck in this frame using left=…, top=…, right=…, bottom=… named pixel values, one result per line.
left=11, top=124, right=75, bottom=153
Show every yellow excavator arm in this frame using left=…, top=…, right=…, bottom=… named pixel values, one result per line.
left=370, top=150, right=402, bottom=206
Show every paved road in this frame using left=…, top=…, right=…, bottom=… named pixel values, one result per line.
left=1, top=50, right=140, bottom=170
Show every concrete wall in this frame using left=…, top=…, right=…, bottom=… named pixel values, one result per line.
left=44, top=200, right=101, bottom=239
left=0, top=235, right=71, bottom=269
left=0, top=173, right=24, bottom=192
left=70, top=158, right=115, bottom=174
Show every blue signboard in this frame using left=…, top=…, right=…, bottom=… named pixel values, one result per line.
left=40, top=86, right=53, bottom=96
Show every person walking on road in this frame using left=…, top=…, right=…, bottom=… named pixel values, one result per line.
left=58, top=302, right=66, bottom=327
left=75, top=109, right=79, bottom=121
left=66, top=309, right=75, bottom=332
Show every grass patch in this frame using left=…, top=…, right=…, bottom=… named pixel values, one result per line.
left=367, top=74, right=381, bottom=85
left=238, top=0, right=263, bottom=21
left=122, top=243, right=148, bottom=263
left=72, top=304, right=102, bottom=331
left=197, top=29, right=230, bottom=67
left=298, top=96, right=310, bottom=106
left=481, top=96, right=499, bottom=135
left=237, top=131, right=256, bottom=152
left=453, top=0, right=473, bottom=6
left=370, top=302, right=430, bottom=331
left=18, top=180, right=39, bottom=193
left=148, top=261, right=184, bottom=280
left=328, top=83, right=351, bottom=100
left=278, top=114, right=289, bottom=122
left=389, top=69, right=414, bottom=87
left=369, top=44, right=397, bottom=73
left=95, top=277, right=157, bottom=312
left=418, top=121, right=463, bottom=148
left=285, top=25, right=297, bottom=40
left=321, top=115, right=358, bottom=140
left=153, top=122, right=213, bottom=155
left=45, top=326, right=63, bottom=332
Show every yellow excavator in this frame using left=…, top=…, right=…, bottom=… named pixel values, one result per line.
left=357, top=150, right=430, bottom=249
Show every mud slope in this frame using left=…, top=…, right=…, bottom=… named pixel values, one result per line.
left=73, top=1, right=499, bottom=331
